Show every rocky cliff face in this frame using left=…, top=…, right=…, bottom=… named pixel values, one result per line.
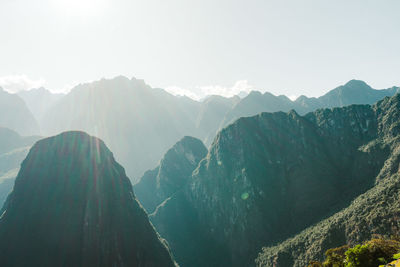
left=0, top=131, right=176, bottom=267
left=151, top=95, right=400, bottom=267
left=134, top=136, right=207, bottom=214
left=187, top=107, right=385, bottom=266
left=256, top=94, right=400, bottom=266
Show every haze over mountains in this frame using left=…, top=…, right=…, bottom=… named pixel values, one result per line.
left=0, top=127, right=40, bottom=206
left=18, top=87, right=63, bottom=124
left=2, top=76, right=399, bottom=182
left=0, top=88, right=39, bottom=136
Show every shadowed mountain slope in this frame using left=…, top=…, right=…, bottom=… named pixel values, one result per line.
left=134, top=136, right=207, bottom=214
left=0, top=127, right=41, bottom=207
left=0, top=131, right=176, bottom=267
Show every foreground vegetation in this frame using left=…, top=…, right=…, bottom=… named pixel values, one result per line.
left=308, top=236, right=400, bottom=267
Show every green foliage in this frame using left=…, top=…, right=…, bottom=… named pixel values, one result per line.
left=326, top=238, right=400, bottom=267
left=323, top=245, right=349, bottom=267
left=306, top=238, right=400, bottom=267
left=344, top=244, right=372, bottom=266
left=308, top=261, right=323, bottom=267
left=393, top=253, right=400, bottom=260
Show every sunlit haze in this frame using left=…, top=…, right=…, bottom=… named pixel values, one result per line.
left=0, top=0, right=399, bottom=98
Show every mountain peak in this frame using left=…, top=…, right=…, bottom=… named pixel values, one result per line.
left=344, top=79, right=371, bottom=88
left=0, top=131, right=176, bottom=267
left=134, top=136, right=207, bottom=214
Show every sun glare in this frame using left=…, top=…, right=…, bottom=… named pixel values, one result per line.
left=54, top=0, right=108, bottom=17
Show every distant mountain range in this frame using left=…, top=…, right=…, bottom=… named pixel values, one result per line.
left=0, top=88, right=39, bottom=136
left=0, top=131, right=176, bottom=267
left=3, top=76, right=395, bottom=181
left=1, top=77, right=399, bottom=182
left=18, top=87, right=63, bottom=124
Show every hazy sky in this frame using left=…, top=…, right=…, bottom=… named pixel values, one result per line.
left=0, top=0, right=399, bottom=99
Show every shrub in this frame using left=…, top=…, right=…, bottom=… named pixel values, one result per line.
left=344, top=238, right=400, bottom=267
left=323, top=245, right=349, bottom=267
left=308, top=261, right=323, bottom=267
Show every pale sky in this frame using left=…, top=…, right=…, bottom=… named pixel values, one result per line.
left=0, top=0, right=399, bottom=99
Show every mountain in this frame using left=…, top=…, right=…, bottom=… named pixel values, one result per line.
left=134, top=136, right=207, bottom=214
left=0, top=127, right=40, bottom=207
left=41, top=76, right=202, bottom=181
left=219, top=80, right=400, bottom=135
left=149, top=93, right=400, bottom=266
left=195, top=95, right=240, bottom=145
left=18, top=87, right=64, bottom=124
left=39, top=77, right=399, bottom=181
left=219, top=91, right=304, bottom=129
left=256, top=94, right=400, bottom=266
left=297, top=80, right=400, bottom=109
left=0, top=88, right=39, bottom=135
left=0, top=170, right=16, bottom=210
left=0, top=127, right=40, bottom=155
left=0, top=131, right=176, bottom=267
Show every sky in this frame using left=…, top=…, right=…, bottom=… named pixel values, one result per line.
left=0, top=0, right=399, bottom=99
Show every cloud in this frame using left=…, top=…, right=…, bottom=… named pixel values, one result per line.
left=163, top=85, right=200, bottom=100
left=0, top=75, right=46, bottom=93
left=165, top=80, right=256, bottom=100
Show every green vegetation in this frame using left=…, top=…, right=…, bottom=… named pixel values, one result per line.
left=308, top=238, right=400, bottom=267
left=322, top=245, right=349, bottom=267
